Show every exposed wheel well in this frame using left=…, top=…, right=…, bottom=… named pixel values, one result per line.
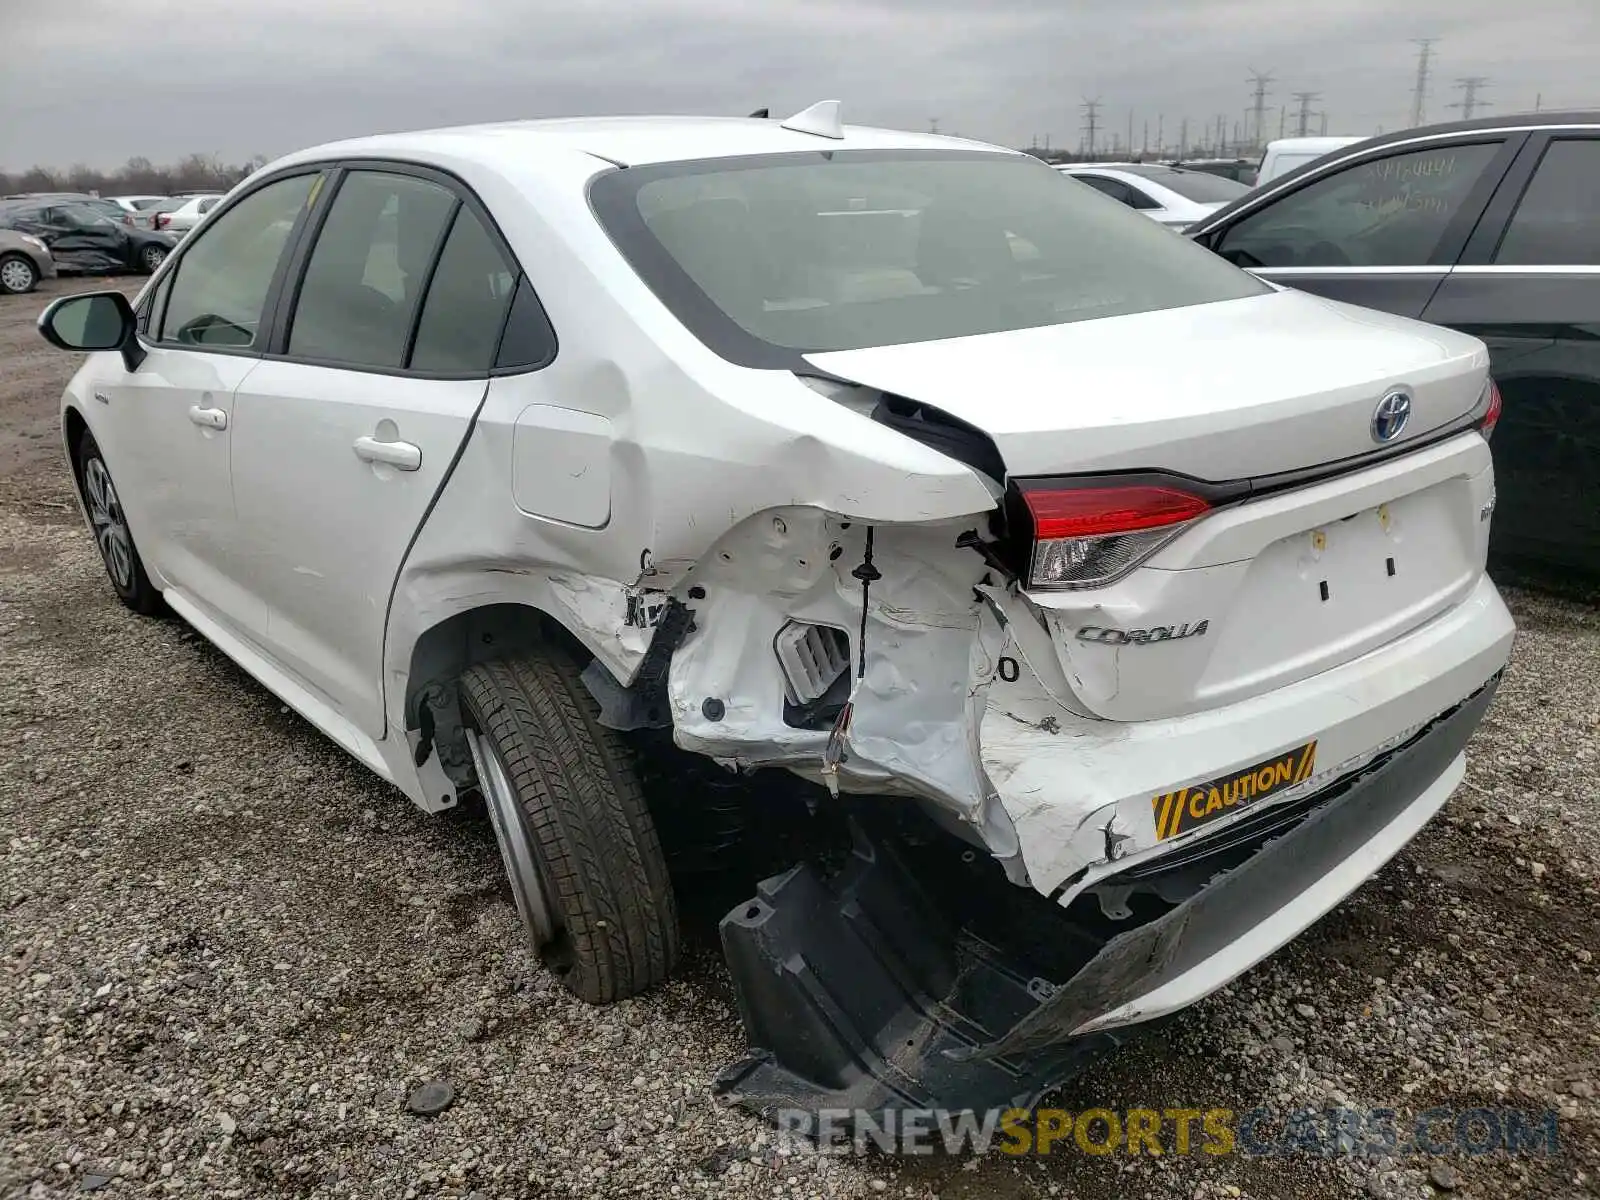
left=63, top=407, right=88, bottom=475
left=402, top=603, right=594, bottom=791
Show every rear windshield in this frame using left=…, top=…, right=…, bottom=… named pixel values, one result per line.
left=589, top=150, right=1269, bottom=366
left=1128, top=167, right=1253, bottom=203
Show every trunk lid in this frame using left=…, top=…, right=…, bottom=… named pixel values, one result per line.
left=804, top=289, right=1488, bottom=480
left=808, top=289, right=1496, bottom=722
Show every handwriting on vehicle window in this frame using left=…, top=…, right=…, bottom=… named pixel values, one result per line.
left=1351, top=155, right=1463, bottom=216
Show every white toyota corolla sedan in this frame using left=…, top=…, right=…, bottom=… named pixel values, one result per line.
left=39, top=102, right=1513, bottom=1115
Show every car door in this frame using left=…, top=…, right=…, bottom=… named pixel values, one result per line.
left=38, top=205, right=128, bottom=271
left=1420, top=130, right=1600, bottom=575
left=228, top=165, right=520, bottom=738
left=1198, top=136, right=1522, bottom=318
left=101, top=170, right=324, bottom=630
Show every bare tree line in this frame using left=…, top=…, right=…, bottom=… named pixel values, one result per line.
left=0, top=154, right=270, bottom=197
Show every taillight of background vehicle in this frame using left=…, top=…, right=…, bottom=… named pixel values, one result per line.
left=155, top=214, right=169, bottom=230
left=1013, top=482, right=1212, bottom=589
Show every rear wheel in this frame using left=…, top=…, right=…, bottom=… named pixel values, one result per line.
left=77, top=430, right=162, bottom=615
left=138, top=244, right=167, bottom=274
left=0, top=253, right=38, bottom=295
left=460, top=651, right=679, bottom=1004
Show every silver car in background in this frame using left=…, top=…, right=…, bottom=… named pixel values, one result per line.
left=0, top=228, right=56, bottom=294
left=151, top=193, right=225, bottom=236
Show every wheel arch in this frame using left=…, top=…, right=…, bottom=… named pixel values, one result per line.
left=395, top=599, right=607, bottom=807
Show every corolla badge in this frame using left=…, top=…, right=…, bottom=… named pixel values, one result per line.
left=1371, top=389, right=1413, bottom=444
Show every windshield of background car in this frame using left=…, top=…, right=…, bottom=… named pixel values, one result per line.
left=1132, top=168, right=1253, bottom=203
left=589, top=150, right=1269, bottom=365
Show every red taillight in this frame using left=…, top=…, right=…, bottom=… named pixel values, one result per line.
left=155, top=214, right=169, bottom=229
left=1479, top=379, right=1502, bottom=440
left=1019, top=484, right=1211, bottom=590
left=1023, top=485, right=1211, bottom=538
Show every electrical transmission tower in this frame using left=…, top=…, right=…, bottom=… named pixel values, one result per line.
left=1291, top=92, right=1321, bottom=137
left=1080, top=97, right=1102, bottom=158
left=1246, top=69, right=1274, bottom=147
left=1410, top=38, right=1438, bottom=127
left=1451, top=76, right=1491, bottom=120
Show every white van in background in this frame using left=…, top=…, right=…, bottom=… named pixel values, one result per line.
left=1256, top=136, right=1369, bottom=185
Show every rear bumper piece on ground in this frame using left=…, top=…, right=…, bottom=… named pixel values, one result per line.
left=714, top=674, right=1499, bottom=1121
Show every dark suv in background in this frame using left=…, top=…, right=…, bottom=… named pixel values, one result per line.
left=1188, top=112, right=1600, bottom=578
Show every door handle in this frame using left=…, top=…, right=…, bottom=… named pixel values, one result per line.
left=188, top=405, right=227, bottom=430
left=353, top=436, right=421, bottom=471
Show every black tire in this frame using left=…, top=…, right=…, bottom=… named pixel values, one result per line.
left=460, top=651, right=679, bottom=1004
left=138, top=244, right=167, bottom=274
left=76, top=429, right=163, bottom=616
left=0, top=253, right=38, bottom=295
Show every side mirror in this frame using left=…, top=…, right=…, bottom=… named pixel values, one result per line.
left=37, top=291, right=145, bottom=371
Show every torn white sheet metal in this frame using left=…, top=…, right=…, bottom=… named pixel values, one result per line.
left=665, top=510, right=1010, bottom=837
left=662, top=503, right=1513, bottom=904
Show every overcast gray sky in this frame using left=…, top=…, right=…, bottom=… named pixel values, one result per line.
left=4, top=0, right=1598, bottom=170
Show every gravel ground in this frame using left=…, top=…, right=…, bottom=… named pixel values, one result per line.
left=1, top=279, right=1597, bottom=1199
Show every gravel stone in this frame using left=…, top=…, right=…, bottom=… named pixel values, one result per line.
left=405, top=1080, right=455, bottom=1117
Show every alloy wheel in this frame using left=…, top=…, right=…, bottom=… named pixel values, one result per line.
left=465, top=726, right=559, bottom=946
left=83, top=456, right=134, bottom=591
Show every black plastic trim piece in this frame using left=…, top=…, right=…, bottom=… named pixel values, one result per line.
left=713, top=673, right=1498, bottom=1121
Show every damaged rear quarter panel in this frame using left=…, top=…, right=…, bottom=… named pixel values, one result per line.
left=380, top=148, right=997, bottom=744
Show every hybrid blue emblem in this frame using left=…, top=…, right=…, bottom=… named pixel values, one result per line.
left=1371, top=390, right=1412, bottom=444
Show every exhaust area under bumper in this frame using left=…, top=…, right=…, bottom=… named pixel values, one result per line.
left=712, top=673, right=1500, bottom=1122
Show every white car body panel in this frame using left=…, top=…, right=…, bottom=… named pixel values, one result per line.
left=1256, top=136, right=1369, bottom=185
left=807, top=290, right=1489, bottom=478
left=1055, top=164, right=1234, bottom=229
left=53, top=113, right=1513, bottom=1040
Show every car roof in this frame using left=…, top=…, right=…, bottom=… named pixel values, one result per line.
left=272, top=113, right=1012, bottom=172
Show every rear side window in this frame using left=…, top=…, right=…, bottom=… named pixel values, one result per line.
left=408, top=207, right=516, bottom=373
left=159, top=173, right=317, bottom=348
left=1217, top=142, right=1500, bottom=269
left=287, top=171, right=456, bottom=369
left=1495, top=139, right=1600, bottom=266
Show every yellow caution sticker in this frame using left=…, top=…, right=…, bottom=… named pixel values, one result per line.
left=1151, top=740, right=1318, bottom=841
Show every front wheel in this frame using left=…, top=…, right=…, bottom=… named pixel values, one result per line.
left=459, top=651, right=679, bottom=1004
left=0, top=253, right=38, bottom=295
left=138, top=244, right=167, bottom=274
left=77, top=430, right=163, bottom=615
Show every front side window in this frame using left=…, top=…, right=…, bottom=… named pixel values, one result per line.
left=159, top=172, right=317, bottom=348
left=1217, top=141, right=1501, bottom=269
left=1495, top=139, right=1600, bottom=266
left=1074, top=175, right=1139, bottom=207
left=590, top=150, right=1267, bottom=363
left=286, top=171, right=456, bottom=369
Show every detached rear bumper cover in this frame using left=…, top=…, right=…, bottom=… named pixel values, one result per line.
left=715, top=674, right=1498, bottom=1117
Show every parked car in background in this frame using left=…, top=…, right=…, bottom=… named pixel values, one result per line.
left=109, top=195, right=168, bottom=214
left=0, top=199, right=176, bottom=275
left=1189, top=111, right=1600, bottom=577
left=151, top=193, right=225, bottom=236
left=3, top=192, right=137, bottom=227
left=34, top=105, right=1512, bottom=1117
left=0, top=228, right=56, bottom=294
left=1056, top=162, right=1252, bottom=231
left=1255, top=136, right=1369, bottom=185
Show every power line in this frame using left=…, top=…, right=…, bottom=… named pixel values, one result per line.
left=1291, top=92, right=1322, bottom=137
left=1410, top=38, right=1439, bottom=127
left=1080, top=97, right=1102, bottom=158
left=1451, top=76, right=1491, bottom=120
left=1246, top=69, right=1275, bottom=147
